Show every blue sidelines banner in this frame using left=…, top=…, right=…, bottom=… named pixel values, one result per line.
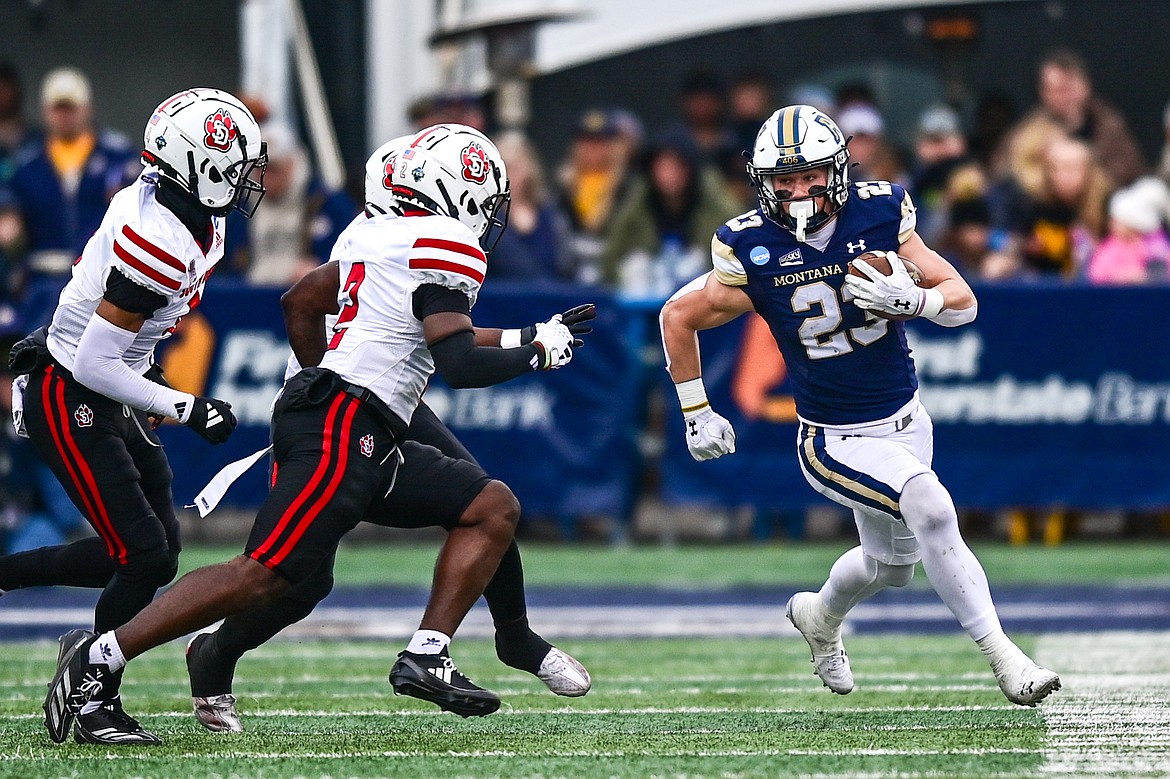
left=661, top=283, right=1170, bottom=511
left=158, top=282, right=641, bottom=519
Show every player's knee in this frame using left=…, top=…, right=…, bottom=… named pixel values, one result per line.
left=459, top=480, right=520, bottom=538
left=120, top=547, right=179, bottom=589
left=289, top=569, right=334, bottom=608
left=900, top=474, right=958, bottom=538
left=228, top=555, right=292, bottom=606
left=876, top=561, right=915, bottom=588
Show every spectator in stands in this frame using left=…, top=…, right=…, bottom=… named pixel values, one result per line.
left=672, top=70, right=738, bottom=177
left=0, top=62, right=29, bottom=183
left=224, top=122, right=353, bottom=286
left=601, top=130, right=741, bottom=297
left=0, top=67, right=137, bottom=327
left=1087, top=178, right=1170, bottom=284
left=967, top=90, right=1016, bottom=171
left=909, top=104, right=979, bottom=244
left=1010, top=134, right=1112, bottom=278
left=726, top=72, right=773, bottom=205
left=788, top=83, right=836, bottom=116
left=993, top=49, right=1145, bottom=188
left=557, top=108, right=635, bottom=283
left=490, top=132, right=571, bottom=281
left=836, top=102, right=905, bottom=185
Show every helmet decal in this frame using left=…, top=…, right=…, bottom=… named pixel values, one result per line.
left=460, top=142, right=490, bottom=184
left=204, top=109, right=238, bottom=152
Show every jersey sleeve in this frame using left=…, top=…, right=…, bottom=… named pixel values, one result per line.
left=894, top=184, right=918, bottom=243
left=711, top=230, right=748, bottom=287
left=111, top=221, right=188, bottom=296
left=406, top=220, right=487, bottom=305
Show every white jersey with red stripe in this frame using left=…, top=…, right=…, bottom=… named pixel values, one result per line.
left=317, top=212, right=487, bottom=425
left=46, top=172, right=224, bottom=374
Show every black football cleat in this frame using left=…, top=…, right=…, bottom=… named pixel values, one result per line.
left=44, top=630, right=108, bottom=743
left=73, top=698, right=161, bottom=745
left=389, top=649, right=501, bottom=717
left=186, top=633, right=243, bottom=733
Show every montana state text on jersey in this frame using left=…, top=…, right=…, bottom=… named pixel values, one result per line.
left=712, top=180, right=917, bottom=425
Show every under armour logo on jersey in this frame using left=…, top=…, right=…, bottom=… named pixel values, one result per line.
left=846, top=240, right=867, bottom=254
left=74, top=404, right=94, bottom=428
left=360, top=434, right=375, bottom=458
left=204, top=402, right=224, bottom=427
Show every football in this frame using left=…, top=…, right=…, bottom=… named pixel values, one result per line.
left=847, top=250, right=926, bottom=322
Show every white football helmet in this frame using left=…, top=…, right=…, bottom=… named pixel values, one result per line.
left=388, top=124, right=510, bottom=251
left=141, top=88, right=267, bottom=217
left=747, top=105, right=850, bottom=238
left=363, top=134, right=414, bottom=217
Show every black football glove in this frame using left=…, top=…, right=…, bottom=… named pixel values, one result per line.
left=521, top=303, right=596, bottom=348
left=185, top=397, right=237, bottom=444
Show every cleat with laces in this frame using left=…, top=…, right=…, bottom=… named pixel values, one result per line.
left=73, top=698, right=161, bottom=745
left=993, top=654, right=1061, bottom=707
left=186, top=633, right=243, bottom=732
left=43, top=630, right=108, bottom=743
left=786, top=591, right=854, bottom=695
left=536, top=647, right=591, bottom=697
left=389, top=648, right=500, bottom=717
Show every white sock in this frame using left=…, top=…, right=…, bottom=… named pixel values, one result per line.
left=819, top=545, right=883, bottom=619
left=88, top=631, right=127, bottom=672
left=406, top=629, right=450, bottom=655
left=976, top=629, right=1028, bottom=672
left=901, top=474, right=1002, bottom=641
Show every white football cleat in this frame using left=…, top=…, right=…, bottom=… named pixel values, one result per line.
left=192, top=693, right=243, bottom=733
left=994, top=657, right=1061, bottom=707
left=536, top=647, right=591, bottom=697
left=786, top=591, right=854, bottom=695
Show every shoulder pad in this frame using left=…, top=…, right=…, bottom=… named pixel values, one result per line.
left=711, top=234, right=747, bottom=287
left=405, top=217, right=486, bottom=300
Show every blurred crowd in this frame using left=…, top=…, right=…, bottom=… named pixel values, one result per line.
left=0, top=50, right=1167, bottom=548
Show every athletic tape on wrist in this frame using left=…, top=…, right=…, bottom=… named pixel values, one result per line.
left=675, top=378, right=709, bottom=414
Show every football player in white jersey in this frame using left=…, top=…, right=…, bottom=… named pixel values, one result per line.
left=3, top=88, right=266, bottom=745
left=44, top=124, right=586, bottom=737
left=183, top=136, right=592, bottom=733
left=659, top=105, right=1059, bottom=707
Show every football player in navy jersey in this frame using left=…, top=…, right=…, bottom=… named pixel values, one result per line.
left=660, top=105, right=1060, bottom=707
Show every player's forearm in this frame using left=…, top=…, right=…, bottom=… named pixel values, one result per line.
left=473, top=327, right=503, bottom=347
left=659, top=304, right=703, bottom=382
left=73, top=316, right=194, bottom=420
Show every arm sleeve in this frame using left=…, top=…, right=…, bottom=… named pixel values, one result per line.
left=104, top=269, right=168, bottom=316
left=928, top=302, right=978, bottom=327
left=72, top=315, right=196, bottom=421
left=428, top=330, right=539, bottom=389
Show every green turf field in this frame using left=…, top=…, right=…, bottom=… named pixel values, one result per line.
left=0, top=630, right=1166, bottom=779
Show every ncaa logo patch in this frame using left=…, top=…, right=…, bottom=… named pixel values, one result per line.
left=74, top=404, right=94, bottom=428
left=749, top=246, right=771, bottom=265
left=359, top=434, right=375, bottom=458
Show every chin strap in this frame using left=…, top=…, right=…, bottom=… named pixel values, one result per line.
left=788, top=200, right=816, bottom=242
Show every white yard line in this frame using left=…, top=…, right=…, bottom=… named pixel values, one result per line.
left=1037, top=631, right=1170, bottom=777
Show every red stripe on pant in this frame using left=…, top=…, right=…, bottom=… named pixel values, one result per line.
left=252, top=393, right=347, bottom=564
left=267, top=397, right=359, bottom=568
left=42, top=367, right=127, bottom=563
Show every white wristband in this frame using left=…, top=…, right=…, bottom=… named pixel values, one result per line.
left=674, top=378, right=709, bottom=414
left=918, top=287, right=945, bottom=320
left=500, top=329, right=523, bottom=349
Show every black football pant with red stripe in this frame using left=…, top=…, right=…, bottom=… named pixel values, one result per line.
left=23, top=365, right=182, bottom=637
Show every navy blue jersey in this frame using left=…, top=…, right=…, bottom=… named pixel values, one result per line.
left=712, top=181, right=919, bottom=425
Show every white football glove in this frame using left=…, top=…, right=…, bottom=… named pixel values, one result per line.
left=10, top=374, right=28, bottom=438
left=683, top=406, right=736, bottom=461
left=843, top=251, right=925, bottom=318
left=531, top=315, right=575, bottom=370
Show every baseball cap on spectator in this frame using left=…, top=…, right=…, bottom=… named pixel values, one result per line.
left=41, top=67, right=90, bottom=107
left=836, top=103, right=884, bottom=137
left=918, top=104, right=961, bottom=138
left=574, top=108, right=620, bottom=139
left=1109, top=185, right=1163, bottom=235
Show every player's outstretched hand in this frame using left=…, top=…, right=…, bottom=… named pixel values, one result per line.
left=185, top=397, right=238, bottom=444
left=523, top=303, right=596, bottom=348
left=683, top=406, right=736, bottom=461
left=531, top=316, right=575, bottom=370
